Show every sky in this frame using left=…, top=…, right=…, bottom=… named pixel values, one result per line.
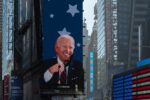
left=83, top=0, right=97, bottom=35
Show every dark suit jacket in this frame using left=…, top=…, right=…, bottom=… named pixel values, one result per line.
left=40, top=58, right=84, bottom=93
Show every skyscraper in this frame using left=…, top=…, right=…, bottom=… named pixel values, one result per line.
left=97, top=0, right=132, bottom=99
left=116, top=0, right=132, bottom=67
left=83, top=19, right=90, bottom=99
left=128, top=0, right=150, bottom=67
left=97, top=0, right=107, bottom=99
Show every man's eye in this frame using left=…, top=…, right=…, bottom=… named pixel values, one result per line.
left=69, top=47, right=73, bottom=49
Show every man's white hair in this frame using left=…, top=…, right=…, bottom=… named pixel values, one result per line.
left=56, top=35, right=75, bottom=47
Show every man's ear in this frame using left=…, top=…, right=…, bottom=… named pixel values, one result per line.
left=55, top=44, right=58, bottom=53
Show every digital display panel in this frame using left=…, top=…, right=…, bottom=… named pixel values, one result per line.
left=40, top=0, right=84, bottom=97
left=90, top=52, right=94, bottom=93
left=113, top=67, right=150, bottom=99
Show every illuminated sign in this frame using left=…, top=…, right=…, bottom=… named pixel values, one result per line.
left=11, top=75, right=23, bottom=100
left=113, top=67, right=150, bottom=99
left=137, top=58, right=150, bottom=67
left=90, top=52, right=94, bottom=93
left=4, top=74, right=10, bottom=100
left=40, top=0, right=84, bottom=96
left=112, top=0, right=118, bottom=61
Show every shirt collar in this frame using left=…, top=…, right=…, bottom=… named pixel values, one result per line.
left=57, top=56, right=69, bottom=76
left=57, top=56, right=64, bottom=67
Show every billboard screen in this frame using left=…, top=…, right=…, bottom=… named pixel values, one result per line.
left=40, top=0, right=84, bottom=97
left=113, top=66, right=150, bottom=99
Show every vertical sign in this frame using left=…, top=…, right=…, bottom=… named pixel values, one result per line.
left=112, top=0, right=118, bottom=61
left=90, top=52, right=94, bottom=93
left=10, top=75, right=23, bottom=100
left=40, top=0, right=84, bottom=95
left=4, top=74, right=10, bottom=100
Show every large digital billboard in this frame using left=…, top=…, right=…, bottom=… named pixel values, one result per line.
left=113, top=66, right=150, bottom=99
left=40, top=0, right=84, bottom=98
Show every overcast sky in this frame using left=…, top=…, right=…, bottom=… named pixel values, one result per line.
left=83, top=0, right=97, bottom=35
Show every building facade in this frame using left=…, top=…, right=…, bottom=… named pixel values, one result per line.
left=2, top=0, right=14, bottom=99
left=97, top=0, right=108, bottom=99
left=87, top=21, right=98, bottom=99
left=97, top=0, right=133, bottom=99
left=83, top=19, right=90, bottom=99
left=0, top=0, right=2, bottom=99
left=128, top=0, right=150, bottom=67
left=2, top=0, right=42, bottom=100
left=117, top=0, right=132, bottom=67
left=14, top=0, right=42, bottom=100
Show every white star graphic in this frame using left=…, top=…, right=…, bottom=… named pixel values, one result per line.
left=77, top=43, right=81, bottom=47
left=66, top=4, right=79, bottom=17
left=58, top=28, right=71, bottom=35
left=50, top=14, right=54, bottom=18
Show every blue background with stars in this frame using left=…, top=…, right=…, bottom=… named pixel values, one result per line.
left=42, top=0, right=83, bottom=62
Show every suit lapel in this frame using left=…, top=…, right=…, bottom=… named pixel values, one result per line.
left=68, top=61, right=75, bottom=82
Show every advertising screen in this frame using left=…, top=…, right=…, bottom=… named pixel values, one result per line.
left=113, top=66, right=150, bottom=99
left=40, top=0, right=84, bottom=97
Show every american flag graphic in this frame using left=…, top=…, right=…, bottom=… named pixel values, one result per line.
left=113, top=67, right=150, bottom=100
left=41, top=0, right=83, bottom=61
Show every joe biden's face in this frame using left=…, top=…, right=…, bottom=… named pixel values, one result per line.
left=55, top=37, right=74, bottom=62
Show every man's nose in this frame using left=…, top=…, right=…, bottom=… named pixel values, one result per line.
left=66, top=47, right=72, bottom=52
